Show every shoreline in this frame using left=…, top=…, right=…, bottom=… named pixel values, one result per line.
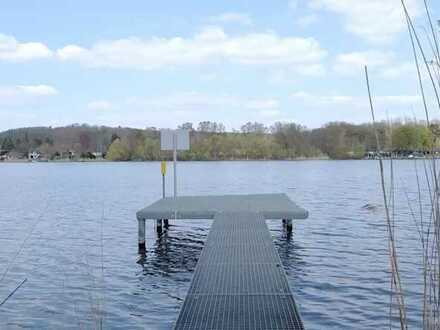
left=0, top=157, right=429, bottom=163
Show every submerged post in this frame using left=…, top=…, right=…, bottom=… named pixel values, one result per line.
left=286, top=219, right=293, bottom=232
left=161, top=161, right=169, bottom=228
left=156, top=219, right=163, bottom=234
left=138, top=218, right=146, bottom=253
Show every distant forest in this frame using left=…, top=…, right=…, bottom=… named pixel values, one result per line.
left=0, top=120, right=437, bottom=161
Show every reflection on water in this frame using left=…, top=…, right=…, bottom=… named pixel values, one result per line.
left=138, top=227, right=206, bottom=277
left=272, top=226, right=307, bottom=274
left=0, top=161, right=426, bottom=329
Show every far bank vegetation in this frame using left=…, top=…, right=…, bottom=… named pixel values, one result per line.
left=0, top=119, right=437, bottom=161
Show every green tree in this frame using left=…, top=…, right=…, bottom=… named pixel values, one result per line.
left=420, top=126, right=434, bottom=149
left=392, top=125, right=429, bottom=150
left=144, top=137, right=160, bottom=160
left=1, top=137, right=14, bottom=151
left=106, top=138, right=130, bottom=160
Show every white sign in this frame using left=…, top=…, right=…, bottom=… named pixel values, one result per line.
left=160, top=129, right=190, bottom=150
left=160, top=129, right=190, bottom=199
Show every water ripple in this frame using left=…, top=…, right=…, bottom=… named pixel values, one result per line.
left=0, top=161, right=426, bottom=329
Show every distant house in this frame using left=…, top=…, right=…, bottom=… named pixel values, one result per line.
left=28, top=151, right=40, bottom=161
left=0, top=150, right=8, bottom=161
left=92, top=151, right=103, bottom=158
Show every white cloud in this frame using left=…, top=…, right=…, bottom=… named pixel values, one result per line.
left=309, top=0, right=420, bottom=43
left=199, top=73, right=218, bottom=81
left=209, top=12, right=253, bottom=26
left=57, top=45, right=87, bottom=60
left=126, top=92, right=280, bottom=112
left=258, top=109, right=281, bottom=118
left=296, top=14, right=318, bottom=28
left=16, top=85, right=58, bottom=96
left=89, top=92, right=285, bottom=129
left=333, top=50, right=414, bottom=78
left=291, top=90, right=421, bottom=107
left=375, top=95, right=421, bottom=105
left=0, top=84, right=58, bottom=107
left=0, top=34, right=52, bottom=61
left=333, top=50, right=393, bottom=74
left=290, top=91, right=311, bottom=99
left=381, top=62, right=415, bottom=79
left=268, top=65, right=326, bottom=85
left=246, top=99, right=279, bottom=110
left=87, top=100, right=113, bottom=111
left=289, top=0, right=299, bottom=10
left=289, top=91, right=425, bottom=124
left=56, top=26, right=327, bottom=73
left=291, top=91, right=355, bottom=105
left=294, top=63, right=326, bottom=76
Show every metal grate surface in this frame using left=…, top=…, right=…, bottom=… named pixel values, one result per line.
left=176, top=295, right=303, bottom=330
left=137, top=193, right=309, bottom=221
left=188, top=264, right=291, bottom=295
left=174, top=212, right=304, bottom=330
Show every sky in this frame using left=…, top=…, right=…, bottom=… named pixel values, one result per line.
left=0, top=0, right=439, bottom=131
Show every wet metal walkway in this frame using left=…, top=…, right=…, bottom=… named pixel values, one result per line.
left=136, top=194, right=308, bottom=329
left=174, top=212, right=304, bottom=329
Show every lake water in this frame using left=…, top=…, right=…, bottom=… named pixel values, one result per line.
left=0, top=161, right=427, bottom=329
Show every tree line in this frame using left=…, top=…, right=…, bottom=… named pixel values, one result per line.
left=0, top=120, right=438, bottom=161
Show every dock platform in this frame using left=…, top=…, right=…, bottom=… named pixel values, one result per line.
left=136, top=193, right=308, bottom=221
left=136, top=194, right=308, bottom=330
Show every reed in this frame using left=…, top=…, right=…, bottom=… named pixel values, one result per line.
left=366, top=66, right=408, bottom=329
left=369, top=1, right=440, bottom=328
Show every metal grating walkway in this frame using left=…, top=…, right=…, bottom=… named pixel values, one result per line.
left=174, top=212, right=304, bottom=330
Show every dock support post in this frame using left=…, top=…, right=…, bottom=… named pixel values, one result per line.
left=156, top=219, right=163, bottom=234
left=138, top=218, right=146, bottom=253
left=164, top=219, right=169, bottom=228
left=286, top=219, right=293, bottom=232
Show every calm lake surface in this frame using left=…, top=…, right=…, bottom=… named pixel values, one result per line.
left=0, top=161, right=427, bottom=329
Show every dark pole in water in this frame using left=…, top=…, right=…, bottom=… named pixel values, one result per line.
left=156, top=219, right=163, bottom=234
left=162, top=176, right=165, bottom=198
left=138, top=218, right=146, bottom=253
left=286, top=219, right=293, bottom=232
left=161, top=160, right=169, bottom=229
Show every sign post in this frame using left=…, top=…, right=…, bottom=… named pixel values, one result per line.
left=173, top=133, right=177, bottom=198
left=161, top=160, right=166, bottom=199
left=160, top=160, right=168, bottom=228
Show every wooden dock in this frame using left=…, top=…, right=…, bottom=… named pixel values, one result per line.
left=136, top=194, right=308, bottom=330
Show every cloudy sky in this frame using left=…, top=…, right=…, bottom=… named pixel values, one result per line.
left=0, top=0, right=439, bottom=131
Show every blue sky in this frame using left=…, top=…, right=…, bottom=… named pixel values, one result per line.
left=0, top=0, right=439, bottom=131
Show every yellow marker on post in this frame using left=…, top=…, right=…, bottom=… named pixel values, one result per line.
left=161, top=161, right=166, bottom=199
left=161, top=160, right=167, bottom=176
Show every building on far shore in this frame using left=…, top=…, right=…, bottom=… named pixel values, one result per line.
left=365, top=149, right=439, bottom=159
left=28, top=151, right=41, bottom=161
left=92, top=151, right=103, bottom=159
left=0, top=150, right=8, bottom=161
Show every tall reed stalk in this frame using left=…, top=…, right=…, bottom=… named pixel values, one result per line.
left=369, top=0, right=440, bottom=328
left=365, top=66, right=408, bottom=329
